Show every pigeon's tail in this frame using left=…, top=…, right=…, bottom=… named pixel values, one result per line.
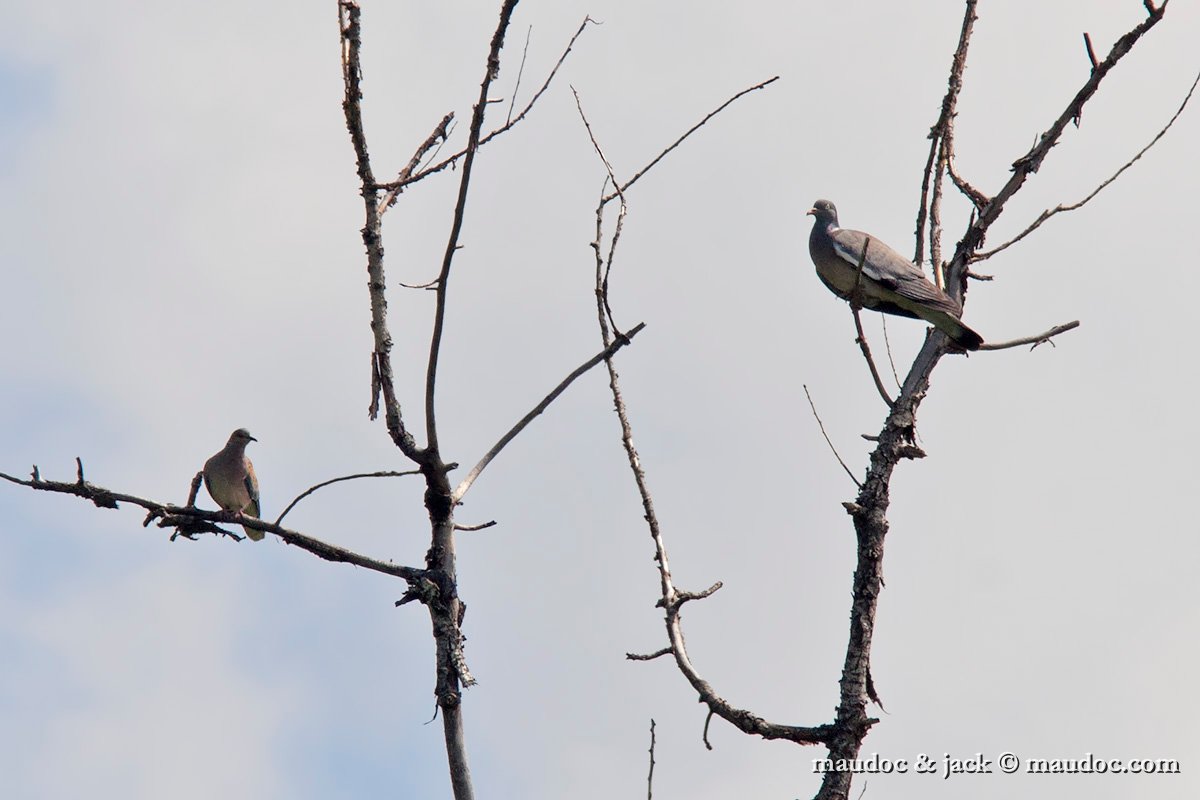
left=928, top=311, right=983, bottom=351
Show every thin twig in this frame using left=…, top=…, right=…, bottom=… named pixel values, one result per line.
left=186, top=471, right=203, bottom=506
left=946, top=158, right=990, bottom=210
left=1083, top=32, right=1099, bottom=72
left=973, top=68, right=1199, bottom=262
left=368, top=353, right=381, bottom=420
left=672, top=582, right=723, bottom=606
left=802, top=385, right=861, bottom=489
left=646, top=719, right=657, bottom=800
left=626, top=647, right=673, bottom=662
left=274, top=470, right=420, bottom=526
left=425, top=0, right=519, bottom=456
left=880, top=318, right=902, bottom=390
left=913, top=137, right=938, bottom=269
left=572, top=86, right=627, bottom=335
left=847, top=237, right=894, bottom=407
left=507, top=25, right=532, bottom=125
left=598, top=189, right=627, bottom=337
left=572, top=86, right=621, bottom=190
left=579, top=78, right=779, bottom=335
left=379, top=17, right=597, bottom=192
left=916, top=0, right=977, bottom=294
left=930, top=162, right=946, bottom=292
left=850, top=237, right=869, bottom=301
left=397, top=276, right=440, bottom=290
left=453, top=322, right=647, bottom=502
left=606, top=76, right=779, bottom=200
left=456, top=520, right=499, bottom=532
left=852, top=309, right=895, bottom=408
left=377, top=113, right=455, bottom=214
left=977, top=320, right=1080, bottom=351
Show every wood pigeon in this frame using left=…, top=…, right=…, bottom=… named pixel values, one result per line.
left=203, top=428, right=263, bottom=541
left=807, top=199, right=983, bottom=351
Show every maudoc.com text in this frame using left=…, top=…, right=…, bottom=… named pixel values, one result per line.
left=811, top=752, right=1181, bottom=780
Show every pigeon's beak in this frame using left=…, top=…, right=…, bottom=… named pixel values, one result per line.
left=806, top=207, right=816, bottom=216
left=248, top=435, right=258, bottom=442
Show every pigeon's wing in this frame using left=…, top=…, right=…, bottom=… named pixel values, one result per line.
left=243, top=461, right=261, bottom=518
left=829, top=228, right=962, bottom=317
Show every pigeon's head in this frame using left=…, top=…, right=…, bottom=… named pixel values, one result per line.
left=229, top=428, right=257, bottom=445
left=806, top=199, right=839, bottom=227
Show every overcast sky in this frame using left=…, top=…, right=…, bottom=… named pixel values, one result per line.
left=2, top=2, right=1198, bottom=798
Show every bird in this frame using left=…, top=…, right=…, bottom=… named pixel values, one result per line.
left=807, top=199, right=983, bottom=351
left=202, top=428, right=263, bottom=541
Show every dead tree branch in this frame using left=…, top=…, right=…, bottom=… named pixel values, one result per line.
left=0, top=466, right=425, bottom=581
left=340, top=0, right=423, bottom=461
left=582, top=76, right=830, bottom=749
left=816, top=6, right=1171, bottom=799
left=425, top=0, right=519, bottom=457
left=453, top=322, right=647, bottom=502
left=606, top=76, right=779, bottom=201
left=274, top=470, right=421, bottom=526
left=977, top=320, right=1080, bottom=351
left=879, top=318, right=902, bottom=390
left=851, top=306, right=895, bottom=408
left=1083, top=32, right=1100, bottom=72
left=572, top=86, right=627, bottom=335
left=507, top=25, right=533, bottom=125
left=973, top=68, right=1199, bottom=262
left=377, top=113, right=456, bottom=215
left=915, top=0, right=978, bottom=291
left=803, top=385, right=862, bottom=489
left=453, top=521, right=497, bottom=532
left=377, top=17, right=596, bottom=194
left=946, top=0, right=1170, bottom=295
left=847, top=237, right=895, bottom=408
left=646, top=719, right=657, bottom=800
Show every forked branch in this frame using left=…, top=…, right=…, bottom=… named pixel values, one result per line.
left=425, top=0, right=520, bottom=456
left=340, top=0, right=422, bottom=460
left=914, top=0, right=978, bottom=282
left=816, top=6, right=1172, bottom=799
left=973, top=68, right=1199, bottom=262
left=376, top=17, right=597, bottom=194
left=946, top=1, right=1171, bottom=288
left=581, top=76, right=828, bottom=748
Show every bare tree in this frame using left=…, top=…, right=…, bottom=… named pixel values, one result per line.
left=579, top=2, right=1189, bottom=799
left=2, top=2, right=1192, bottom=799
left=3, top=4, right=613, bottom=798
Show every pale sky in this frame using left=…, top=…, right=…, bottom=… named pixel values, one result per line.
left=2, top=2, right=1198, bottom=798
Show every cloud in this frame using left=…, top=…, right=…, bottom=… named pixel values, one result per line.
left=0, top=558, right=297, bottom=799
